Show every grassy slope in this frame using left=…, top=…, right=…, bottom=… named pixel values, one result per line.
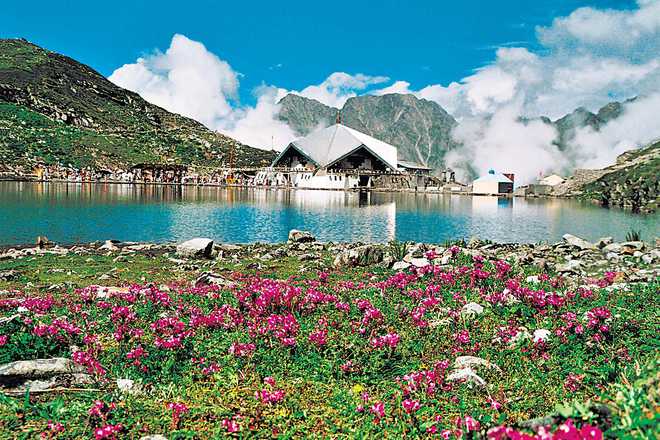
left=0, top=249, right=657, bottom=438
left=0, top=39, right=275, bottom=170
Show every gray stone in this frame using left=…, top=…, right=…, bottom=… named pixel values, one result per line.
left=99, top=240, right=120, bottom=251
left=409, top=257, right=430, bottom=268
left=333, top=245, right=384, bottom=268
left=176, top=238, right=214, bottom=259
left=0, top=358, right=92, bottom=394
left=453, top=356, right=501, bottom=372
left=602, top=243, right=622, bottom=253
left=288, top=229, right=316, bottom=243
left=596, top=237, right=613, bottom=249
left=194, top=272, right=236, bottom=289
left=562, top=234, right=596, bottom=250
left=556, top=259, right=582, bottom=273
left=392, top=261, right=411, bottom=271
left=461, top=302, right=484, bottom=317
left=140, top=436, right=168, bottom=440
left=447, top=367, right=486, bottom=388
left=0, top=270, right=18, bottom=281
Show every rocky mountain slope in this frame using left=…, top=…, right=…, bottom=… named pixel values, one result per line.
left=554, top=139, right=659, bottom=213
left=544, top=100, right=630, bottom=150
left=0, top=39, right=275, bottom=171
left=277, top=93, right=459, bottom=170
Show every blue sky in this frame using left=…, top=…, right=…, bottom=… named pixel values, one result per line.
left=2, top=0, right=638, bottom=102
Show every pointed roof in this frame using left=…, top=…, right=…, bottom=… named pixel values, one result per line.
left=272, top=124, right=399, bottom=171
left=473, top=169, right=513, bottom=183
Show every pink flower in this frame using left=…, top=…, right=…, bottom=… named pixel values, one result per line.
left=402, top=398, right=421, bottom=414
left=370, top=401, right=385, bottom=419
left=222, top=418, right=240, bottom=433
left=93, top=424, right=123, bottom=440
left=0, top=335, right=7, bottom=346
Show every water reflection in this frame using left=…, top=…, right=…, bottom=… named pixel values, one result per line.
left=0, top=182, right=657, bottom=245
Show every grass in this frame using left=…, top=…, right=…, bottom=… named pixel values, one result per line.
left=0, top=248, right=658, bottom=438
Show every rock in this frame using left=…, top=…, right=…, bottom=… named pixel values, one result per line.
left=642, top=251, right=657, bottom=264
left=533, top=329, right=551, bottom=343
left=606, top=252, right=619, bottom=261
left=556, top=260, right=582, bottom=274
left=140, top=436, right=168, bottom=440
left=602, top=243, right=622, bottom=253
left=453, top=356, right=501, bottom=372
left=525, top=275, right=540, bottom=283
left=288, top=229, right=316, bottom=243
left=633, top=251, right=643, bottom=258
left=194, top=272, right=235, bottom=289
left=409, top=257, right=430, bottom=268
left=176, top=238, right=214, bottom=259
left=562, top=234, right=596, bottom=250
left=0, top=270, right=18, bottom=281
left=0, top=358, right=92, bottom=394
left=298, top=253, right=319, bottom=262
left=447, top=368, right=486, bottom=388
left=36, top=235, right=50, bottom=249
left=99, top=240, right=120, bottom=251
left=333, top=245, right=384, bottom=268
left=596, top=237, right=613, bottom=249
left=392, top=261, right=411, bottom=271
left=461, top=302, right=484, bottom=317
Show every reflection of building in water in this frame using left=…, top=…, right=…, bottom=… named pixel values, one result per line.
left=471, top=195, right=512, bottom=215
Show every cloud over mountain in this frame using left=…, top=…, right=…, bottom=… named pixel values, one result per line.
left=109, top=1, right=660, bottom=183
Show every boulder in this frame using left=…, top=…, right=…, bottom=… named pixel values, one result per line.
left=562, top=234, right=596, bottom=250
left=556, top=259, right=582, bottom=274
left=176, top=238, right=214, bottom=259
left=602, top=243, right=622, bottom=253
left=0, top=270, right=18, bottom=281
left=595, top=237, right=613, bottom=249
left=392, top=261, right=411, bottom=271
left=453, top=356, right=501, bottom=372
left=0, top=358, right=92, bottom=394
left=288, top=229, right=316, bottom=243
left=333, top=245, right=384, bottom=268
left=99, top=240, right=120, bottom=251
left=409, top=257, right=430, bottom=268
left=461, top=302, right=484, bottom=317
left=194, top=272, right=236, bottom=289
left=447, top=368, right=486, bottom=388
left=533, top=329, right=551, bottom=343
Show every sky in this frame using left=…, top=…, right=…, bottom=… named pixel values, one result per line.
left=3, top=0, right=660, bottom=183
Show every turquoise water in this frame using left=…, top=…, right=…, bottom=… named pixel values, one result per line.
left=0, top=181, right=657, bottom=245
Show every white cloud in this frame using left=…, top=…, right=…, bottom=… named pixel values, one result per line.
left=293, top=72, right=389, bottom=108
left=108, top=1, right=660, bottom=181
left=109, top=35, right=387, bottom=150
left=110, top=34, right=238, bottom=129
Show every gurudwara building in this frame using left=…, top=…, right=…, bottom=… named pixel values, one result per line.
left=261, top=123, right=435, bottom=190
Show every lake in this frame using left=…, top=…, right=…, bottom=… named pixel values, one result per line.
left=0, top=181, right=657, bottom=246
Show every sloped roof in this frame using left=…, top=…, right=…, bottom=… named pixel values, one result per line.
left=473, top=170, right=513, bottom=183
left=273, top=124, right=398, bottom=171
left=398, top=160, right=432, bottom=170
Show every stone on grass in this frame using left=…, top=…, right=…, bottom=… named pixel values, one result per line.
left=453, top=356, right=501, bottom=372
left=0, top=358, right=92, bottom=394
left=288, top=229, right=316, bottom=243
left=447, top=368, right=487, bottom=388
left=461, top=302, right=484, bottom=317
left=409, top=257, right=430, bottom=268
left=392, top=261, right=411, bottom=271
left=562, top=234, right=596, bottom=250
left=333, top=245, right=384, bottom=268
left=176, top=238, right=214, bottom=259
left=533, top=329, right=551, bottom=343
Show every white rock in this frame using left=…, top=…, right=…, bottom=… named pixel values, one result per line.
left=176, top=238, right=214, bottom=259
left=525, top=275, right=540, bottom=283
left=392, top=261, right=411, bottom=271
left=453, top=356, right=501, bottom=372
left=409, top=257, right=430, bottom=268
left=447, top=367, right=486, bottom=388
left=562, top=234, right=596, bottom=250
left=533, top=329, right=551, bottom=343
left=461, top=302, right=484, bottom=316
left=116, top=378, right=135, bottom=393
left=288, top=229, right=316, bottom=243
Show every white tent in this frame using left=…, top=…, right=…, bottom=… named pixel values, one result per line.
left=272, top=124, right=399, bottom=171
